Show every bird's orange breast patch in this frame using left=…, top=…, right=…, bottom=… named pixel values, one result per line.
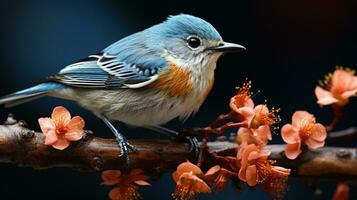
left=148, top=64, right=193, bottom=98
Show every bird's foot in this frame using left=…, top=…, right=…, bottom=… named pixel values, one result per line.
left=126, top=141, right=138, bottom=152
left=176, top=135, right=200, bottom=159
left=100, top=115, right=137, bottom=170
left=145, top=126, right=199, bottom=160
left=116, top=138, right=137, bottom=169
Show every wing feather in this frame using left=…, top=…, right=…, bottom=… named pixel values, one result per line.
left=47, top=52, right=165, bottom=89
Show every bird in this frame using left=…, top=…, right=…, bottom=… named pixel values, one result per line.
left=0, top=14, right=245, bottom=166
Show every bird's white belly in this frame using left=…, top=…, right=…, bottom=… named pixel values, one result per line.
left=112, top=95, right=198, bottom=126
left=60, top=87, right=206, bottom=126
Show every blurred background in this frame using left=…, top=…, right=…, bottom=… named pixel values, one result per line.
left=0, top=0, right=356, bottom=199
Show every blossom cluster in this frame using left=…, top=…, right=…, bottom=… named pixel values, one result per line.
left=170, top=65, right=357, bottom=200
left=171, top=81, right=292, bottom=199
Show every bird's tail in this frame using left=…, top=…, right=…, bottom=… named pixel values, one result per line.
left=0, top=82, right=65, bottom=107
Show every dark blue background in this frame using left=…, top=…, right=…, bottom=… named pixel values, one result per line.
left=0, top=0, right=356, bottom=199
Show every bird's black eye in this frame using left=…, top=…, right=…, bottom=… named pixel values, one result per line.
left=187, top=36, right=201, bottom=49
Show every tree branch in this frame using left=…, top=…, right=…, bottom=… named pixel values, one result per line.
left=327, top=127, right=357, bottom=142
left=0, top=115, right=356, bottom=181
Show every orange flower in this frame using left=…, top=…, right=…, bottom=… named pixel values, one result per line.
left=172, top=161, right=211, bottom=199
left=238, top=144, right=272, bottom=186
left=249, top=104, right=281, bottom=130
left=230, top=81, right=255, bottom=110
left=205, top=165, right=236, bottom=190
left=332, top=183, right=349, bottom=200
left=238, top=144, right=290, bottom=189
left=38, top=106, right=85, bottom=150
left=229, top=81, right=255, bottom=120
left=261, top=166, right=291, bottom=199
left=236, top=126, right=272, bottom=163
left=315, top=68, right=357, bottom=106
left=237, top=126, right=272, bottom=146
left=229, top=82, right=280, bottom=130
left=282, top=111, right=327, bottom=159
left=101, top=169, right=150, bottom=200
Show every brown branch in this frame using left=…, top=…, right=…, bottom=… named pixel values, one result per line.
left=326, top=104, right=344, bottom=131
left=327, top=127, right=357, bottom=142
left=0, top=115, right=357, bottom=181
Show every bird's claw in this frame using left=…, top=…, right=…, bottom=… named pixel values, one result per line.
left=100, top=116, right=138, bottom=170
left=126, top=141, right=138, bottom=152
left=145, top=126, right=199, bottom=161
left=187, top=136, right=199, bottom=159
left=176, top=136, right=200, bottom=160
left=117, top=139, right=137, bottom=170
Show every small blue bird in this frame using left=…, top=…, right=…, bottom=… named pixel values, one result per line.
left=0, top=14, right=245, bottom=166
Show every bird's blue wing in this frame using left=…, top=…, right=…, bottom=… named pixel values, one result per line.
left=49, top=52, right=167, bottom=89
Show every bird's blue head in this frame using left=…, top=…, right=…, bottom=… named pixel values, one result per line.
left=160, top=14, right=223, bottom=43
left=143, top=14, right=246, bottom=69
left=105, top=14, right=245, bottom=72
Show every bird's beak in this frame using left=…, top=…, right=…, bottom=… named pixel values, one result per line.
left=210, top=42, right=246, bottom=53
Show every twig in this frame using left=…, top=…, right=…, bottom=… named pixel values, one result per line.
left=327, top=127, right=357, bottom=142
left=326, top=105, right=344, bottom=131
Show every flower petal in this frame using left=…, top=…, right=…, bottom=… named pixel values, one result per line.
left=315, top=86, right=339, bottom=106
left=51, top=106, right=71, bottom=126
left=254, top=125, right=272, bottom=144
left=292, top=111, right=313, bottom=128
left=134, top=180, right=151, bottom=186
left=237, top=106, right=255, bottom=127
left=237, top=128, right=254, bottom=145
left=331, top=69, right=353, bottom=93
left=176, top=161, right=203, bottom=176
left=347, top=76, right=357, bottom=90
left=67, top=116, right=85, bottom=130
left=311, top=123, right=327, bottom=141
left=246, top=98, right=255, bottom=108
left=205, top=165, right=221, bottom=176
left=281, top=124, right=300, bottom=144
left=247, top=151, right=261, bottom=161
left=253, top=104, right=269, bottom=115
left=332, top=183, right=349, bottom=200
left=260, top=149, right=272, bottom=158
left=172, top=171, right=180, bottom=183
left=272, top=166, right=291, bottom=176
left=192, top=175, right=211, bottom=193
left=305, top=138, right=324, bottom=149
left=38, top=118, right=56, bottom=136
left=238, top=166, right=247, bottom=182
left=51, top=138, right=70, bottom=150
left=129, top=169, right=149, bottom=182
left=64, top=129, right=84, bottom=141
left=241, top=144, right=259, bottom=166
left=129, top=169, right=144, bottom=176
left=285, top=142, right=301, bottom=160
left=108, top=188, right=121, bottom=200
left=341, top=89, right=357, bottom=99
left=237, top=127, right=252, bottom=136
left=101, top=170, right=121, bottom=185
left=177, top=172, right=211, bottom=193
left=229, top=95, right=254, bottom=113
left=44, top=130, right=58, bottom=145
left=246, top=165, right=257, bottom=186
left=237, top=106, right=255, bottom=122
